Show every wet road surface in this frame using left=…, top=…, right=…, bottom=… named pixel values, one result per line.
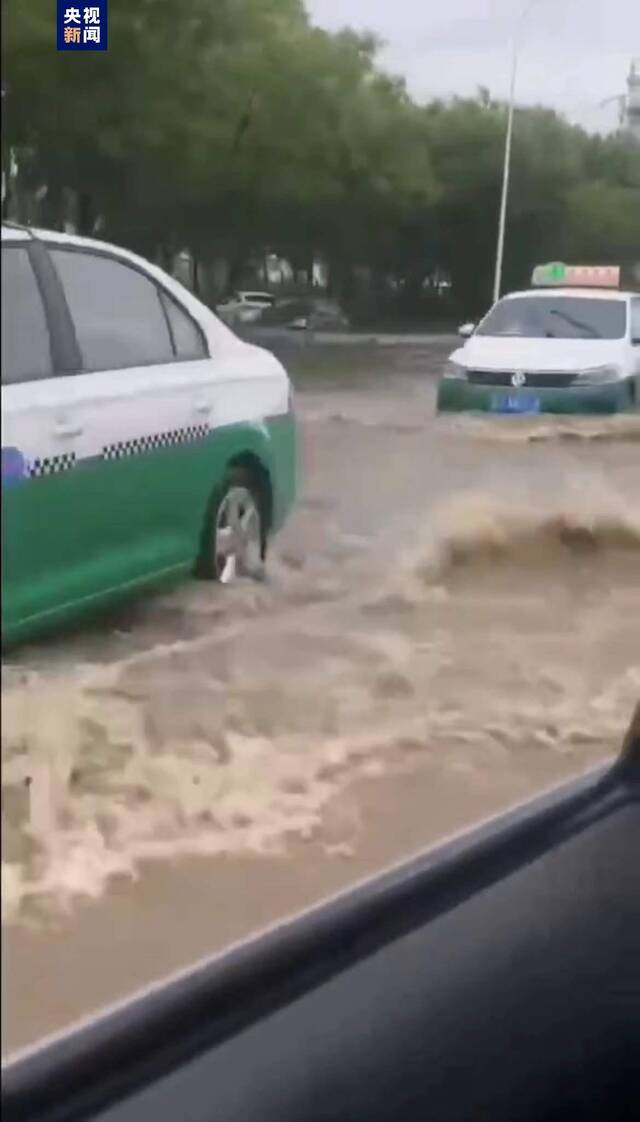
left=3, top=340, right=639, bottom=1052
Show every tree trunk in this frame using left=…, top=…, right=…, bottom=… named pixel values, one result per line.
left=76, top=191, right=95, bottom=236
left=228, top=247, right=250, bottom=294
left=39, top=181, right=65, bottom=231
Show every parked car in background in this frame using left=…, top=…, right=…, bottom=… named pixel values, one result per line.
left=216, top=291, right=276, bottom=327
left=258, top=296, right=350, bottom=332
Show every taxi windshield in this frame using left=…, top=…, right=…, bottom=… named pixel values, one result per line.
left=477, top=296, right=627, bottom=340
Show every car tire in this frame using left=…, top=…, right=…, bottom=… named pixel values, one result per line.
left=197, top=467, right=268, bottom=583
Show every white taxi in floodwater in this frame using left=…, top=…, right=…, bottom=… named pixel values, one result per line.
left=438, top=263, right=640, bottom=416
left=1, top=223, right=296, bottom=645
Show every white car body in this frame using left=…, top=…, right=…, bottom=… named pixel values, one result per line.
left=2, top=224, right=296, bottom=643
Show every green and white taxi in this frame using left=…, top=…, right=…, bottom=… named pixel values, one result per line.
left=437, top=264, right=640, bottom=416
left=1, top=224, right=296, bottom=645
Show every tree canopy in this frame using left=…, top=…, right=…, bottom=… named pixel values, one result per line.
left=3, top=0, right=639, bottom=319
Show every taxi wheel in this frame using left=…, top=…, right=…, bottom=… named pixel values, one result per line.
left=197, top=468, right=268, bottom=583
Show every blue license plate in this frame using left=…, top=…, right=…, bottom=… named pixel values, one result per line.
left=491, top=393, right=541, bottom=415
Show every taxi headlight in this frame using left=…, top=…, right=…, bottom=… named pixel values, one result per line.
left=444, top=361, right=468, bottom=381
left=575, top=364, right=622, bottom=386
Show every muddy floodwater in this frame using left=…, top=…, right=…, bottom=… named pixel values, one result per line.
left=2, top=340, right=639, bottom=1053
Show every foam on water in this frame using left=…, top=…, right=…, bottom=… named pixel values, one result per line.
left=445, top=413, right=640, bottom=445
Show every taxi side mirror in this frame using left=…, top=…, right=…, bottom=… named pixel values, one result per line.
left=458, top=323, right=475, bottom=338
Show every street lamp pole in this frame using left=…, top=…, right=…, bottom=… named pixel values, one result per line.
left=1, top=83, right=7, bottom=214
left=492, top=1, right=539, bottom=306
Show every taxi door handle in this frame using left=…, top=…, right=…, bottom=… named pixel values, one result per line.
left=192, top=403, right=211, bottom=416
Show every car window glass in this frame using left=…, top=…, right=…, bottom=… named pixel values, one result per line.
left=477, top=296, right=626, bottom=340
left=243, top=293, right=273, bottom=305
left=631, top=298, right=640, bottom=342
left=1, top=246, right=53, bottom=384
left=50, top=249, right=174, bottom=371
left=160, top=291, right=207, bottom=359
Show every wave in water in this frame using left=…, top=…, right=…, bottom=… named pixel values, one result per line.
left=422, top=491, right=640, bottom=578
left=2, top=490, right=639, bottom=923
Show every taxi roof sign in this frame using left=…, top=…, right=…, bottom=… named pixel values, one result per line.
left=532, top=263, right=620, bottom=289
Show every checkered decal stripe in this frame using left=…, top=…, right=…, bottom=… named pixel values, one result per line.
left=29, top=453, right=77, bottom=478
left=16, top=425, right=211, bottom=480
left=102, top=424, right=210, bottom=461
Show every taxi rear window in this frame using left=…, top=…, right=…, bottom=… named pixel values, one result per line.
left=478, top=296, right=627, bottom=340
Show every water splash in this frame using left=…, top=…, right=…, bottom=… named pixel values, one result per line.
left=3, top=483, right=638, bottom=923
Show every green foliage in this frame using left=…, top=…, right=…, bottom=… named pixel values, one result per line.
left=3, top=0, right=639, bottom=317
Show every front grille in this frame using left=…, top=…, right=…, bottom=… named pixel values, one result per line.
left=467, top=370, right=577, bottom=389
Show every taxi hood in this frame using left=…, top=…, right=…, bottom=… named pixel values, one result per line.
left=455, top=335, right=626, bottom=372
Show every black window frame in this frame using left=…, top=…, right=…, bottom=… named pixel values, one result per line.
left=158, top=287, right=208, bottom=362
left=630, top=297, right=640, bottom=345
left=43, top=242, right=209, bottom=375
left=1, top=238, right=79, bottom=384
